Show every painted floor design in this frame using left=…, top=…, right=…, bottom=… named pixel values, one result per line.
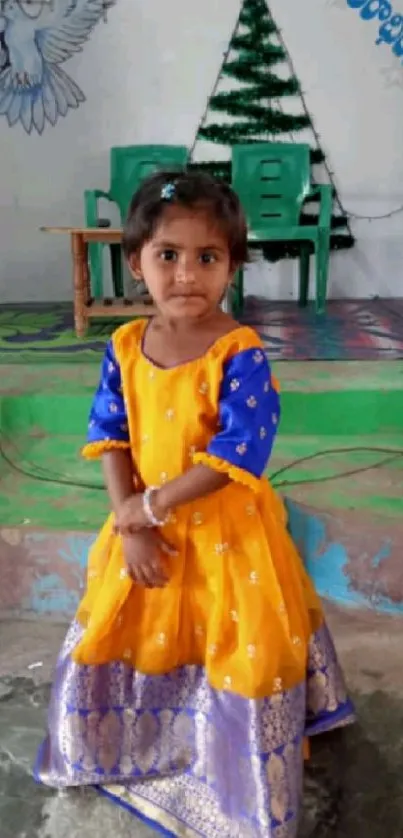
left=245, top=297, right=403, bottom=361
left=1, top=297, right=403, bottom=362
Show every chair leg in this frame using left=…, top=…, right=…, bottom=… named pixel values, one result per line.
left=232, top=268, right=244, bottom=317
left=298, top=245, right=310, bottom=307
left=88, top=243, right=104, bottom=299
left=315, top=232, right=330, bottom=315
left=110, top=244, right=124, bottom=297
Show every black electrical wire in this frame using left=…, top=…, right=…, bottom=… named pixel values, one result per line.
left=269, top=446, right=403, bottom=482
left=1, top=432, right=94, bottom=484
left=272, top=454, right=403, bottom=489
left=0, top=436, right=104, bottom=491
left=1, top=434, right=402, bottom=492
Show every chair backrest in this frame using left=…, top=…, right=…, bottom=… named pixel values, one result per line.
left=109, top=145, right=189, bottom=221
left=232, top=143, right=311, bottom=231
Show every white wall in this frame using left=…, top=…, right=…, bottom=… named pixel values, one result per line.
left=0, top=0, right=402, bottom=303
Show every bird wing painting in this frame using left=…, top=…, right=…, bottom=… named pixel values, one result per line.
left=0, top=0, right=116, bottom=134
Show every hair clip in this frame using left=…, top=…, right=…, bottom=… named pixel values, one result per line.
left=161, top=182, right=176, bottom=201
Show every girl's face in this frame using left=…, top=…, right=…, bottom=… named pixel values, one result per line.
left=128, top=205, right=235, bottom=321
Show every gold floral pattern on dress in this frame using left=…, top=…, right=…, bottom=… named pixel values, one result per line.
left=99, top=711, right=122, bottom=772
left=119, top=754, right=133, bottom=774
left=247, top=644, right=256, bottom=659
left=249, top=570, right=259, bottom=584
left=192, top=512, right=204, bottom=526
left=230, top=378, right=240, bottom=391
left=307, top=671, right=329, bottom=714
left=267, top=752, right=288, bottom=824
left=230, top=610, right=239, bottom=622
left=156, top=632, right=167, bottom=647
left=223, top=675, right=232, bottom=689
left=133, top=712, right=159, bottom=774
left=236, top=442, right=247, bottom=455
left=45, top=621, right=353, bottom=838
left=198, top=382, right=208, bottom=395
left=171, top=714, right=194, bottom=771
left=119, top=568, right=128, bottom=579
left=109, top=402, right=118, bottom=414
left=165, top=408, right=175, bottom=420
left=246, top=395, right=257, bottom=408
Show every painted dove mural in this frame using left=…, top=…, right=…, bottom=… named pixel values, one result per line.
left=0, top=0, right=116, bottom=134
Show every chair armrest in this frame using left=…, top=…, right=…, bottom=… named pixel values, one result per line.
left=307, top=184, right=333, bottom=231
left=84, top=189, right=115, bottom=227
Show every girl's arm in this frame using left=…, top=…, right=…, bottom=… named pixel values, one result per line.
left=114, top=464, right=230, bottom=534
left=81, top=339, right=142, bottom=515
left=102, top=449, right=139, bottom=516
left=152, top=465, right=229, bottom=520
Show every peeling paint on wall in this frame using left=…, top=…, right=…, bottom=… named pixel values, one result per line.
left=1, top=500, right=403, bottom=617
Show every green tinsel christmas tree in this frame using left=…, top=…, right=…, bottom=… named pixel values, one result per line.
left=190, top=0, right=354, bottom=260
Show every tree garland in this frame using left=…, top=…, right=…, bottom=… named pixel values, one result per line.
left=190, top=0, right=354, bottom=261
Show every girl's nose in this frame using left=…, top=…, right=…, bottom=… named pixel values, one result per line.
left=175, top=256, right=196, bottom=284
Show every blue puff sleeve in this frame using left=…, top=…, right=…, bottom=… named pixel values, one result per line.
left=194, top=347, right=280, bottom=490
left=81, top=340, right=130, bottom=459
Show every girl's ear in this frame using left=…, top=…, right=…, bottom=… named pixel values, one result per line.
left=127, top=252, right=142, bottom=280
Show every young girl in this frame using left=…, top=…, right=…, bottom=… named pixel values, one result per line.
left=36, top=170, right=355, bottom=837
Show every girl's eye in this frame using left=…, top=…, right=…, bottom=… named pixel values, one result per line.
left=200, top=252, right=216, bottom=265
left=160, top=250, right=177, bottom=262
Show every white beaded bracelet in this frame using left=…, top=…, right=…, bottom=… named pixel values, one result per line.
left=142, top=486, right=169, bottom=527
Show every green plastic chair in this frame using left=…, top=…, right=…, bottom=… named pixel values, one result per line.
left=84, top=144, right=189, bottom=299
left=231, top=142, right=333, bottom=316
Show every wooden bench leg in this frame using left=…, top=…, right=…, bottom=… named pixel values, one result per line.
left=72, top=232, right=88, bottom=339
left=83, top=242, right=91, bottom=304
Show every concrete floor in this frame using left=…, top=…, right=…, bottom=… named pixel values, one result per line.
left=1, top=604, right=403, bottom=838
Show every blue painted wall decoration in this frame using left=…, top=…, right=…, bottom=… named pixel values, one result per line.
left=346, top=0, right=403, bottom=61
left=0, top=0, right=116, bottom=134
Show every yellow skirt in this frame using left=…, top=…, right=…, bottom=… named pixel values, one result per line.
left=73, top=479, right=323, bottom=700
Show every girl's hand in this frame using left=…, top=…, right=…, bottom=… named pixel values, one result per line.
left=122, top=530, right=177, bottom=588
left=114, top=494, right=149, bottom=535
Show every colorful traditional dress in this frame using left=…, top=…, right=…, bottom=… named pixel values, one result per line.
left=36, top=320, right=355, bottom=837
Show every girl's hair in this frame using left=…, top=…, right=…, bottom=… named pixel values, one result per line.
left=122, top=169, right=248, bottom=265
